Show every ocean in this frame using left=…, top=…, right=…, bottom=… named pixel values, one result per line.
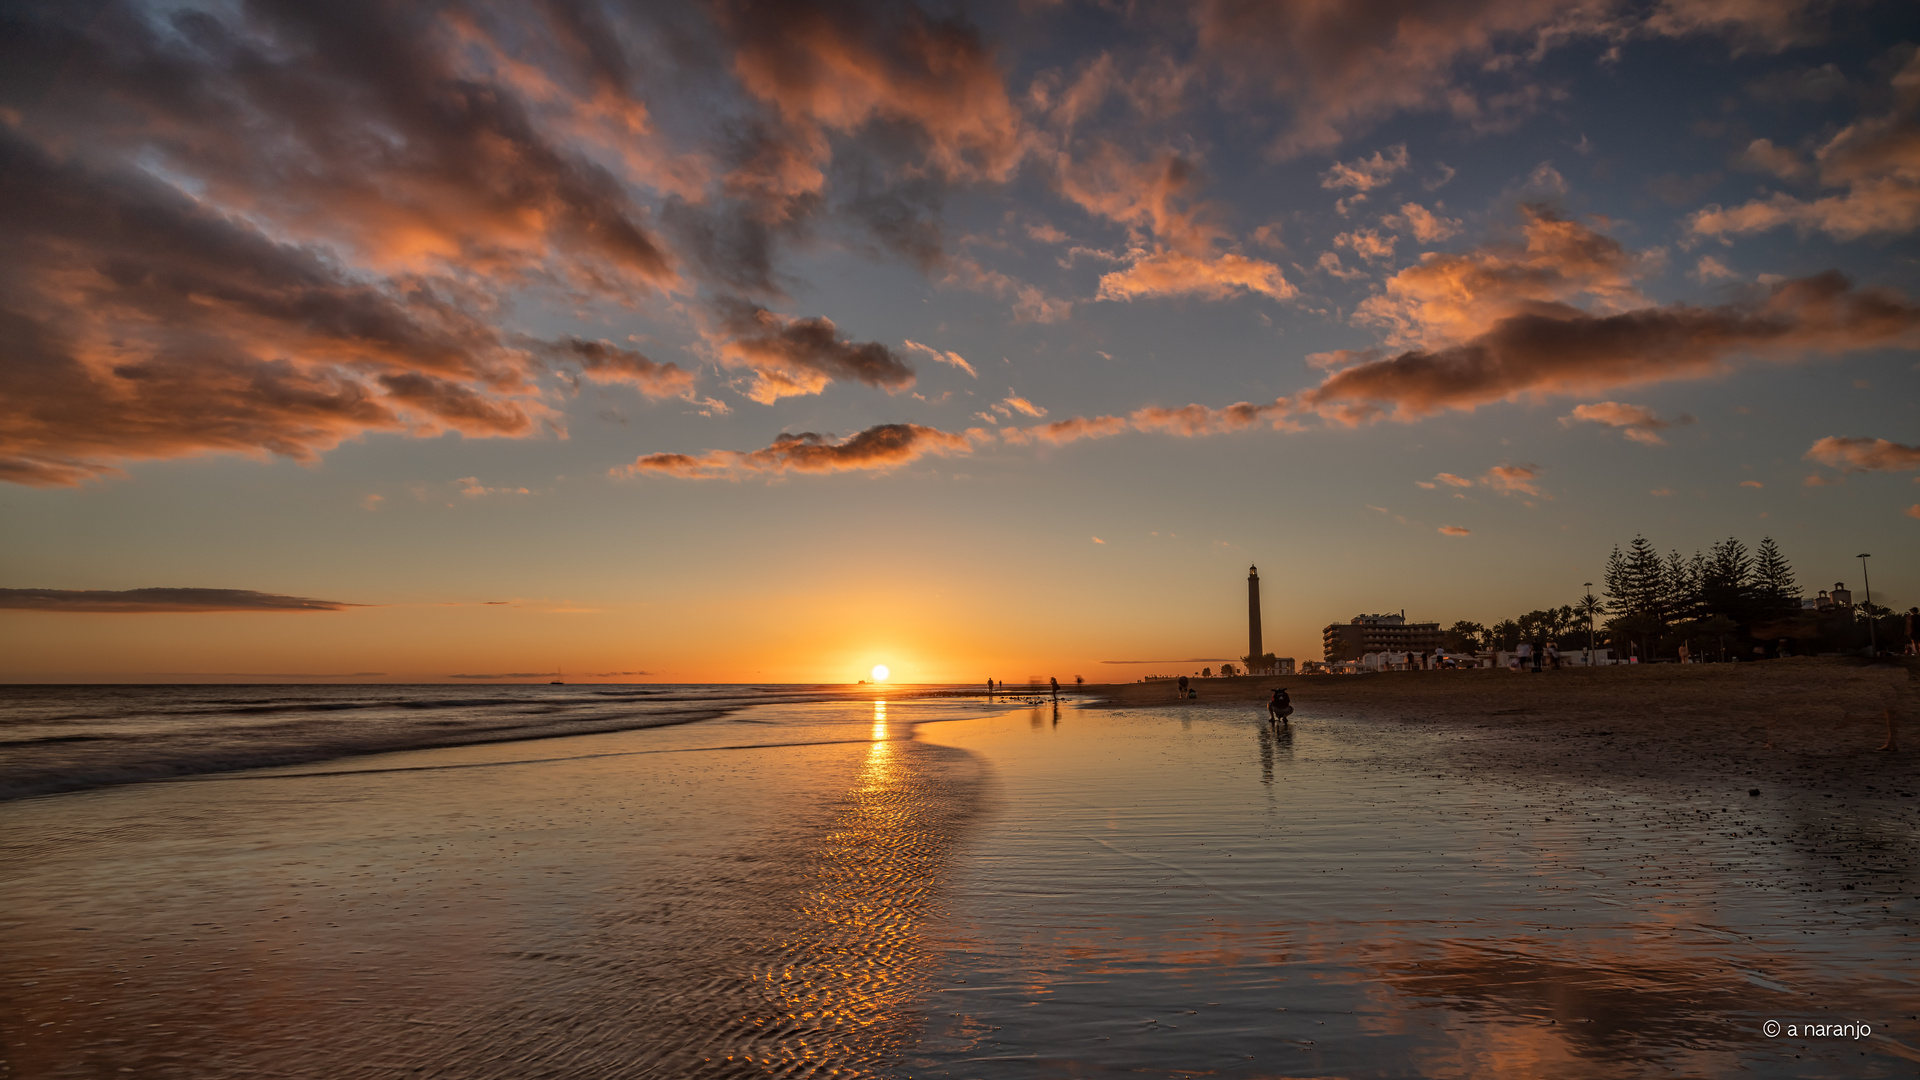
left=0, top=682, right=949, bottom=801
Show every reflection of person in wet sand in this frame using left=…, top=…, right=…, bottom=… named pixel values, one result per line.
left=1268, top=687, right=1292, bottom=728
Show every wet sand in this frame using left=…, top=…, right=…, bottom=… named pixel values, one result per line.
left=4, top=668, right=1917, bottom=1077
left=910, top=698, right=1918, bottom=1077
left=1095, top=658, right=1918, bottom=803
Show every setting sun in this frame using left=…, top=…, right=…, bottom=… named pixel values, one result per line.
left=870, top=664, right=889, bottom=683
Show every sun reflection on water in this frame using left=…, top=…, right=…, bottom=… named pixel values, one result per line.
left=741, top=695, right=974, bottom=1076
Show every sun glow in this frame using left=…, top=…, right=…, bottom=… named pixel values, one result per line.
left=870, top=664, right=889, bottom=682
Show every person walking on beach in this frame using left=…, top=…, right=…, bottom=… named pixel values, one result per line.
left=1516, top=641, right=1532, bottom=672
left=1050, top=676, right=1059, bottom=699
left=986, top=677, right=993, bottom=702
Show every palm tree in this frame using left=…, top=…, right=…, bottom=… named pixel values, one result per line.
left=1576, top=588, right=1602, bottom=660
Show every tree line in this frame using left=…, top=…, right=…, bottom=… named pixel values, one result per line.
left=1440, top=535, right=1892, bottom=661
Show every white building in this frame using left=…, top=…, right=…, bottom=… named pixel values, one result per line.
left=1494, top=648, right=1613, bottom=668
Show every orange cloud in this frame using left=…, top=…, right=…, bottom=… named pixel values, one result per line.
left=1804, top=436, right=1920, bottom=472
left=901, top=340, right=979, bottom=378
left=976, top=392, right=1049, bottom=423
left=1438, top=525, right=1471, bottom=536
left=1055, top=144, right=1221, bottom=252
left=1387, top=202, right=1464, bottom=243
left=618, top=423, right=975, bottom=480
left=1691, top=51, right=1920, bottom=241
left=1354, top=207, right=1651, bottom=349
left=0, top=133, right=569, bottom=486
left=1315, top=252, right=1368, bottom=281
left=1435, top=472, right=1475, bottom=487
left=1907, top=504, right=1920, bottom=519
left=1322, top=145, right=1410, bottom=191
left=1096, top=251, right=1297, bottom=302
left=1000, top=415, right=1128, bottom=446
left=0, top=4, right=734, bottom=486
left=35, top=5, right=683, bottom=299
left=722, top=0, right=1026, bottom=189
left=1055, top=141, right=1297, bottom=306
left=1129, top=400, right=1292, bottom=436
left=1336, top=229, right=1398, bottom=264
left=1740, top=480, right=1765, bottom=488
left=1561, top=401, right=1693, bottom=445
left=1482, top=464, right=1546, bottom=497
left=1014, top=285, right=1075, bottom=323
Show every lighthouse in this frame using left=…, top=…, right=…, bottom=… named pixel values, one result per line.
left=1248, top=565, right=1264, bottom=667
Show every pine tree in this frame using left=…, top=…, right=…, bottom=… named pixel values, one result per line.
left=1753, top=537, right=1798, bottom=615
left=1703, top=537, right=1754, bottom=622
left=1603, top=545, right=1630, bottom=615
left=1624, top=536, right=1665, bottom=617
left=1622, top=535, right=1667, bottom=657
left=1665, top=549, right=1704, bottom=624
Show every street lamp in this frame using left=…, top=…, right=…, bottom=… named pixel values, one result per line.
left=1858, top=553, right=1875, bottom=655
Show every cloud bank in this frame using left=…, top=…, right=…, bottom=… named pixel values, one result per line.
left=0, top=588, right=360, bottom=613
left=618, top=423, right=974, bottom=479
left=1804, top=436, right=1920, bottom=472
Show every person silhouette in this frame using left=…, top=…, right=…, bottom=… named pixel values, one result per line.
left=1268, top=687, right=1292, bottom=727
left=1050, top=676, right=1059, bottom=699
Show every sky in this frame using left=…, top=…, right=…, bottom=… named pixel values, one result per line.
left=1, top=0, right=1917, bottom=684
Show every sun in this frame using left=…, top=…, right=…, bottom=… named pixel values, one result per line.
left=870, top=664, right=890, bottom=683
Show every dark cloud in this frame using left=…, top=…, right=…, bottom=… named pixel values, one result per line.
left=0, top=588, right=361, bottom=613
left=1300, top=272, right=1920, bottom=423
left=448, top=673, right=562, bottom=679
left=0, top=0, right=1038, bottom=486
left=1194, top=0, right=1836, bottom=154
left=709, top=299, right=916, bottom=403
left=619, top=422, right=974, bottom=479
left=716, top=0, right=1024, bottom=185
left=548, top=337, right=696, bottom=398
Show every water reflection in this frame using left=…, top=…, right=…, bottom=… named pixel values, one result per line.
left=1255, top=718, right=1293, bottom=789
left=907, top=707, right=1916, bottom=1079
left=754, top=697, right=973, bottom=1076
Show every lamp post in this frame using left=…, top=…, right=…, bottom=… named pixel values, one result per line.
left=1858, top=553, right=1875, bottom=655
left=1584, top=582, right=1596, bottom=664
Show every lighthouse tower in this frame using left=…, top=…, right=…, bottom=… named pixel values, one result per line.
left=1248, top=565, right=1264, bottom=670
